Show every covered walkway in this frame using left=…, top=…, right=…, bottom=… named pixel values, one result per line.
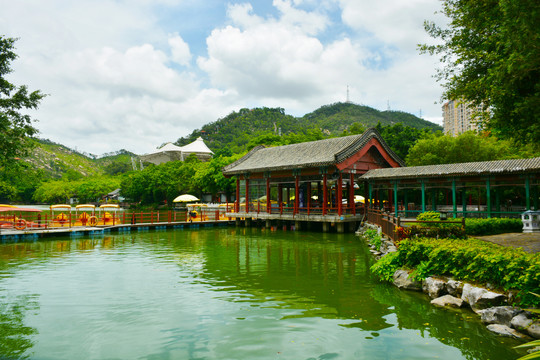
left=360, top=157, right=540, bottom=218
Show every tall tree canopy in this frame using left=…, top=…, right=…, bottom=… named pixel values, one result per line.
left=420, top=0, right=540, bottom=146
left=0, top=36, right=45, bottom=165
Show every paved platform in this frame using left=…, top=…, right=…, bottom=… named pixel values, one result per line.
left=474, top=232, right=540, bottom=253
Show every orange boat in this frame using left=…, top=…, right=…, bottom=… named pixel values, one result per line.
left=0, top=205, right=43, bottom=230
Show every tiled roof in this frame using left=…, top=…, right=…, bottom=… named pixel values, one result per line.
left=222, top=128, right=404, bottom=175
left=360, top=157, right=540, bottom=180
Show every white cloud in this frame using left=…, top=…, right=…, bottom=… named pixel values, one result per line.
left=168, top=34, right=192, bottom=66
left=1, top=0, right=446, bottom=155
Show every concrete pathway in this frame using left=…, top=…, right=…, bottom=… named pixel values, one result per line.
left=474, top=232, right=540, bottom=253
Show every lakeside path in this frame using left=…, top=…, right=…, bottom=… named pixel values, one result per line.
left=475, top=232, right=540, bottom=253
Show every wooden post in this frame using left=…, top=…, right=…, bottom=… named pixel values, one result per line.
left=266, top=177, right=271, bottom=214
left=486, top=177, right=491, bottom=218
left=323, top=173, right=328, bottom=215
left=235, top=177, right=240, bottom=213
left=421, top=180, right=426, bottom=212
left=337, top=172, right=343, bottom=216
left=295, top=175, right=300, bottom=215
left=452, top=179, right=457, bottom=218
left=394, top=181, right=398, bottom=218
left=350, top=173, right=355, bottom=215
left=245, top=177, right=250, bottom=213
left=307, top=181, right=311, bottom=215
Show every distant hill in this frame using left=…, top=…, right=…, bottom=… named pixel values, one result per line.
left=25, top=139, right=135, bottom=179
left=299, top=103, right=441, bottom=132
left=175, top=102, right=442, bottom=153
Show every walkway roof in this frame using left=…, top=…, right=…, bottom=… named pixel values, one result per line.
left=222, top=128, right=404, bottom=176
left=360, top=157, right=540, bottom=180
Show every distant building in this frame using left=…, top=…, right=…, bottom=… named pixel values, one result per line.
left=140, top=137, right=213, bottom=165
left=442, top=99, right=483, bottom=136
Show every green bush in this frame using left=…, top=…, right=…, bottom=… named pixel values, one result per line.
left=363, top=228, right=382, bottom=249
left=416, top=211, right=441, bottom=221
left=407, top=224, right=466, bottom=239
left=465, top=218, right=523, bottom=236
left=370, top=237, right=540, bottom=307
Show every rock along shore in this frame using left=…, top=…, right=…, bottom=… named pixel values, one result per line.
left=358, top=223, right=540, bottom=342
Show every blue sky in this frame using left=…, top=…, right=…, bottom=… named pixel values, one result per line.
left=1, top=0, right=447, bottom=155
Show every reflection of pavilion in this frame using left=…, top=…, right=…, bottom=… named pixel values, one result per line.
left=195, top=229, right=394, bottom=330
left=222, top=129, right=403, bottom=232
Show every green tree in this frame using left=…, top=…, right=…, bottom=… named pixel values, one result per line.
left=33, top=180, right=79, bottom=204
left=406, top=132, right=516, bottom=166
left=0, top=36, right=45, bottom=165
left=420, top=0, right=540, bottom=146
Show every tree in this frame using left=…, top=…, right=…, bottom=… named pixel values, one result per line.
left=0, top=36, right=45, bottom=164
left=406, top=132, right=517, bottom=166
left=420, top=0, right=540, bottom=147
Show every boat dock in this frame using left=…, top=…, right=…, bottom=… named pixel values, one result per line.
left=0, top=220, right=232, bottom=241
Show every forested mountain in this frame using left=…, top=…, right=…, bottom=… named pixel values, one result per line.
left=175, top=102, right=441, bottom=154
left=299, top=103, right=441, bottom=132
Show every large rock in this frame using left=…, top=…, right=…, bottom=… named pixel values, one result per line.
left=480, top=306, right=521, bottom=327
left=446, top=279, right=464, bottom=297
left=431, top=295, right=465, bottom=308
left=461, top=283, right=506, bottom=312
left=528, top=321, right=540, bottom=339
left=487, top=324, right=530, bottom=339
left=393, top=270, right=422, bottom=291
left=423, top=277, right=447, bottom=299
left=511, top=313, right=533, bottom=332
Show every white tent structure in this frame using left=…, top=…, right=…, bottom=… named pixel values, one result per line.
left=140, top=137, right=213, bottom=165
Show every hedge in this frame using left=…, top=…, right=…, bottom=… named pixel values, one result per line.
left=465, top=218, right=523, bottom=236
left=370, top=237, right=540, bottom=307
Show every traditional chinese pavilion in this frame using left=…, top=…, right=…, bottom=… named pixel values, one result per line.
left=222, top=128, right=404, bottom=232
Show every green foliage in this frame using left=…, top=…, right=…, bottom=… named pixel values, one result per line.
left=416, top=211, right=441, bottom=221
left=465, top=218, right=523, bottom=236
left=370, top=252, right=400, bottom=282
left=375, top=123, right=432, bottom=160
left=405, top=132, right=534, bottom=166
left=362, top=228, right=382, bottom=250
left=420, top=0, right=540, bottom=147
left=0, top=36, right=45, bottom=165
left=371, top=237, right=540, bottom=307
left=407, top=225, right=466, bottom=239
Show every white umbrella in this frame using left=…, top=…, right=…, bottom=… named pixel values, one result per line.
left=173, top=194, right=199, bottom=203
left=354, top=195, right=365, bottom=203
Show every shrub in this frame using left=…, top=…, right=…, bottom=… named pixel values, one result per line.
left=416, top=211, right=441, bottom=221
left=370, top=237, right=540, bottom=307
left=363, top=228, right=382, bottom=249
left=465, top=218, right=523, bottom=236
left=397, top=224, right=466, bottom=240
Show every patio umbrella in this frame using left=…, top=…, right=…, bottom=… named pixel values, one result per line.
left=354, top=195, right=365, bottom=203
left=173, top=194, right=199, bottom=203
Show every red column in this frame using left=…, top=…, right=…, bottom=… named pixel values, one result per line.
left=350, top=173, right=355, bottom=215
left=337, top=173, right=343, bottom=216
left=295, top=175, right=300, bottom=214
left=323, top=174, right=328, bottom=215
left=235, top=177, right=240, bottom=213
left=307, top=182, right=311, bottom=215
left=266, top=177, right=271, bottom=213
left=278, top=184, right=282, bottom=208
left=245, top=178, right=249, bottom=213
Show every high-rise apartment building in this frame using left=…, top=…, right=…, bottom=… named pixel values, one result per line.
left=442, top=99, right=483, bottom=136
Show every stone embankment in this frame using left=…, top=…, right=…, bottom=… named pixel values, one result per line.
left=358, top=224, right=540, bottom=342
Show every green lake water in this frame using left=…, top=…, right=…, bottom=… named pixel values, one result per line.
left=0, top=227, right=524, bottom=359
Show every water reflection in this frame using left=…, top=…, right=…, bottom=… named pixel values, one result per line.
left=0, top=295, right=38, bottom=360
left=0, top=228, right=525, bottom=359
